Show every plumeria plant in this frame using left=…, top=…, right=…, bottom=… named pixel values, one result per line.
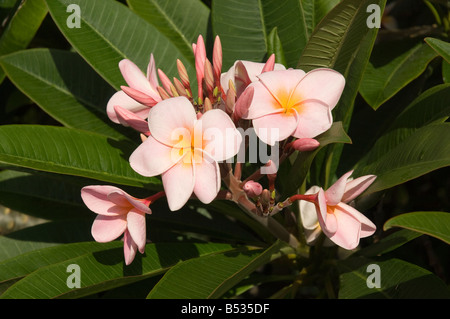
left=0, top=0, right=449, bottom=300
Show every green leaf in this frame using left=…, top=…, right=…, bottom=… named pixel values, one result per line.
left=212, top=0, right=308, bottom=69
left=126, top=0, right=209, bottom=60
left=356, top=84, right=450, bottom=170
left=298, top=0, right=386, bottom=186
left=147, top=240, right=285, bottom=299
left=0, top=48, right=131, bottom=140
left=355, top=229, right=422, bottom=258
left=0, top=170, right=92, bottom=221
left=258, top=0, right=309, bottom=68
left=355, top=123, right=450, bottom=196
left=280, top=122, right=351, bottom=198
left=0, top=220, right=94, bottom=262
left=45, top=0, right=194, bottom=90
left=212, top=0, right=267, bottom=69
left=301, top=0, right=340, bottom=36
left=0, top=0, right=48, bottom=83
left=425, top=37, right=450, bottom=63
left=267, top=27, right=287, bottom=66
left=339, top=256, right=450, bottom=298
left=0, top=125, right=161, bottom=189
left=0, top=241, right=119, bottom=289
left=360, top=42, right=438, bottom=110
left=148, top=201, right=264, bottom=245
left=384, top=211, right=450, bottom=245
left=298, top=0, right=386, bottom=125
left=0, top=242, right=244, bottom=299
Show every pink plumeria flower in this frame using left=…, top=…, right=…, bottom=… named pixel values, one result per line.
left=299, top=171, right=377, bottom=250
left=129, top=96, right=242, bottom=211
left=236, top=68, right=345, bottom=146
left=107, top=54, right=162, bottom=125
left=81, top=185, right=152, bottom=265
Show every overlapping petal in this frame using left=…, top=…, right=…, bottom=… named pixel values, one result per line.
left=107, top=91, right=149, bottom=124
left=200, top=109, right=243, bottom=161
left=91, top=214, right=127, bottom=243
left=325, top=170, right=354, bottom=206
left=147, top=97, right=197, bottom=147
left=342, top=174, right=377, bottom=203
left=293, top=68, right=345, bottom=111
left=161, top=159, right=195, bottom=211
left=119, top=59, right=160, bottom=100
left=291, top=100, right=333, bottom=139
left=129, top=135, right=184, bottom=177
left=193, top=150, right=220, bottom=204
left=252, top=111, right=299, bottom=146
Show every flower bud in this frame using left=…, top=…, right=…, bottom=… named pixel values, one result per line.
left=243, top=180, right=263, bottom=198
left=291, top=138, right=320, bottom=152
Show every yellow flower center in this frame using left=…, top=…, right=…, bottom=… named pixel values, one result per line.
left=274, top=89, right=303, bottom=114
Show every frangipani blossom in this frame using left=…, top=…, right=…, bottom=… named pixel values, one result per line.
left=107, top=55, right=161, bottom=124
left=236, top=68, right=345, bottom=146
left=81, top=185, right=152, bottom=265
left=129, top=96, right=242, bottom=211
left=299, top=171, right=377, bottom=250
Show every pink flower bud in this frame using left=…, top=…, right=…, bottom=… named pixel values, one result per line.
left=262, top=54, right=275, bottom=73
left=243, top=180, right=263, bottom=198
left=291, top=138, right=320, bottom=152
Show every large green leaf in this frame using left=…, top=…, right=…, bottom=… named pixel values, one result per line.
left=360, top=42, right=438, bottom=110
left=339, top=256, right=450, bottom=298
left=298, top=0, right=386, bottom=187
left=355, top=83, right=450, bottom=169
left=0, top=125, right=161, bottom=189
left=147, top=240, right=285, bottom=299
left=384, top=211, right=450, bottom=245
left=301, top=0, right=340, bottom=36
left=45, top=0, right=194, bottom=90
left=355, top=229, right=422, bottom=258
left=211, top=0, right=267, bottom=69
left=355, top=123, right=450, bottom=196
left=212, top=0, right=308, bottom=69
left=0, top=0, right=48, bottom=83
left=0, top=220, right=94, bottom=262
left=280, top=122, right=351, bottom=198
left=0, top=242, right=246, bottom=299
left=0, top=49, right=131, bottom=140
left=126, top=0, right=209, bottom=60
left=0, top=170, right=92, bottom=221
left=148, top=200, right=264, bottom=245
left=258, top=0, right=309, bottom=68
left=0, top=241, right=119, bottom=291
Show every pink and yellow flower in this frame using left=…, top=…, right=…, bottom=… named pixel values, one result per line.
left=129, top=96, right=242, bottom=211
left=236, top=68, right=345, bottom=146
left=81, top=185, right=154, bottom=265
left=299, top=171, right=377, bottom=250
